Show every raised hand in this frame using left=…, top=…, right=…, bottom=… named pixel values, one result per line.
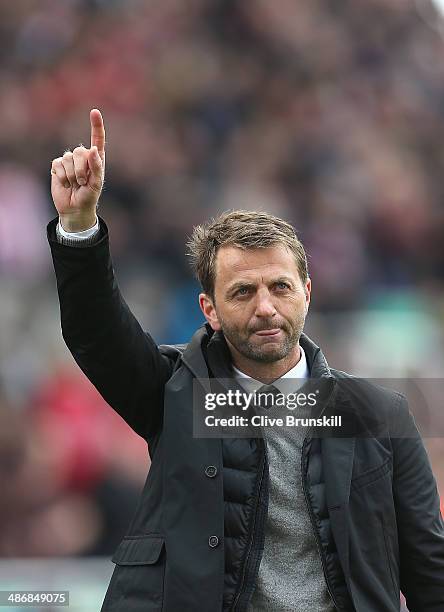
left=51, top=109, right=106, bottom=232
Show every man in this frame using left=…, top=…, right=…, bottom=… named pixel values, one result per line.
left=47, top=110, right=444, bottom=611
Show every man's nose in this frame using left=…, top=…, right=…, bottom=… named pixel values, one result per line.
left=254, top=290, right=277, bottom=317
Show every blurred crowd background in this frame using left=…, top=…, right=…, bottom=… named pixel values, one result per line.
left=1, top=0, right=444, bottom=608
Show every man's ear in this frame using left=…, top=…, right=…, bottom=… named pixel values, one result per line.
left=305, top=278, right=311, bottom=314
left=199, top=293, right=221, bottom=331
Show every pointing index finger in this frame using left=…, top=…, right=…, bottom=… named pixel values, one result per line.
left=90, top=108, right=105, bottom=161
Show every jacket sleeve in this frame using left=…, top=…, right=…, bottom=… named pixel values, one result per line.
left=391, top=393, right=444, bottom=611
left=47, top=215, right=175, bottom=444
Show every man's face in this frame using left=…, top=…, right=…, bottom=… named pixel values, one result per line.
left=200, top=244, right=311, bottom=364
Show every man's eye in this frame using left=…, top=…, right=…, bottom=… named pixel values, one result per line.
left=276, top=282, right=290, bottom=290
left=236, top=287, right=249, bottom=296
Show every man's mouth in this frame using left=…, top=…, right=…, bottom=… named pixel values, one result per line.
left=254, top=328, right=282, bottom=337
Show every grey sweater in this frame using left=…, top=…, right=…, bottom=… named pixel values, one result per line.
left=246, top=408, right=336, bottom=611
left=234, top=375, right=336, bottom=612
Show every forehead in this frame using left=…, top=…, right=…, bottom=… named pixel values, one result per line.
left=214, top=244, right=300, bottom=286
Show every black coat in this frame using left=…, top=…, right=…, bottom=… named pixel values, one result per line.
left=47, top=216, right=444, bottom=612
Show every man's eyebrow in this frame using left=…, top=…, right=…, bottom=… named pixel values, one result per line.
left=226, top=280, right=256, bottom=295
left=273, top=276, right=295, bottom=286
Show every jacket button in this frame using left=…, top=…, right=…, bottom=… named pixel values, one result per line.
left=208, top=535, right=219, bottom=548
left=205, top=465, right=218, bottom=478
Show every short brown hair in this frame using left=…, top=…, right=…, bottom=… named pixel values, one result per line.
left=186, top=210, right=308, bottom=299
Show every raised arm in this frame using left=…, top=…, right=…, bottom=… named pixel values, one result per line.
left=48, top=110, right=175, bottom=444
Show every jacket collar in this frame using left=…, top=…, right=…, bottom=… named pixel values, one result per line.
left=299, top=332, right=333, bottom=379
left=180, top=323, right=213, bottom=379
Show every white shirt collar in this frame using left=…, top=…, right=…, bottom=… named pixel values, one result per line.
left=232, top=345, right=309, bottom=393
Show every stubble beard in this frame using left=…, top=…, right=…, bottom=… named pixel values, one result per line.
left=219, top=312, right=306, bottom=364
